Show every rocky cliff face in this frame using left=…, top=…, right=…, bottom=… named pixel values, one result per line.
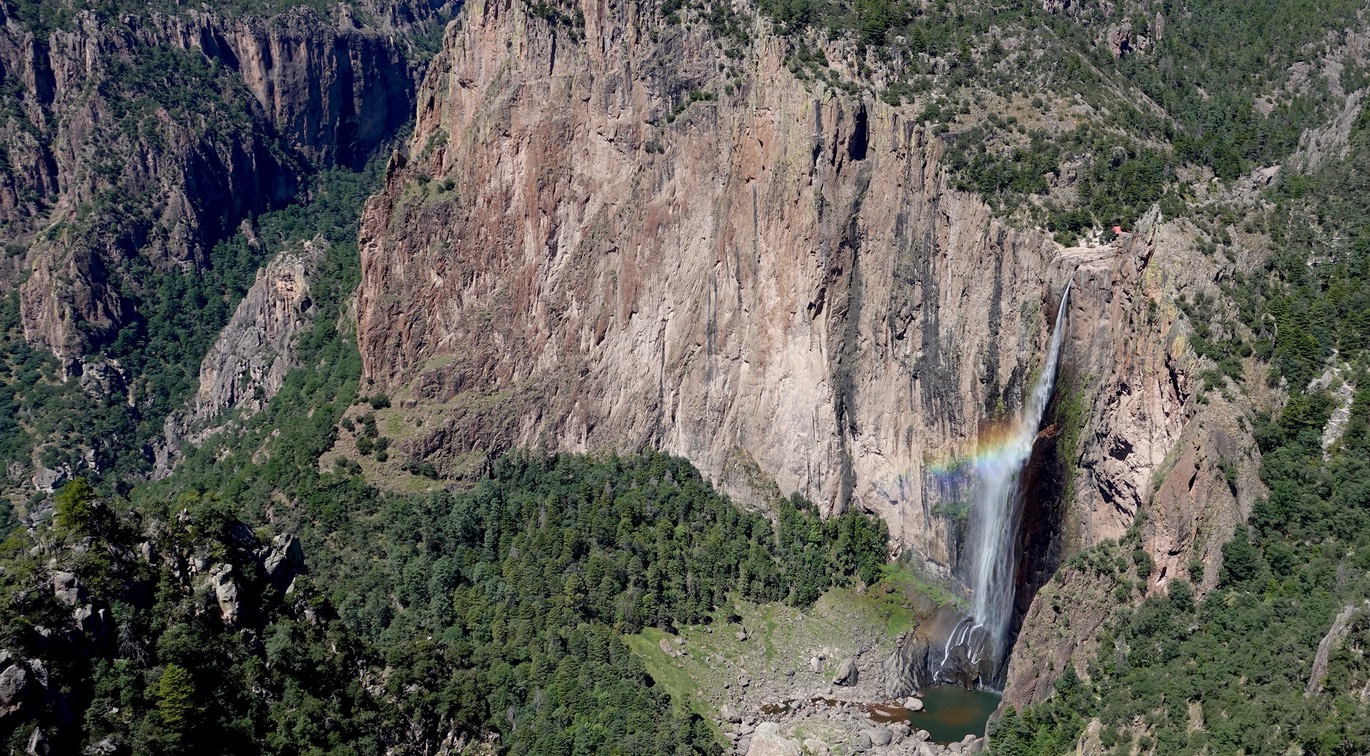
left=1003, top=211, right=1266, bottom=708
left=155, top=239, right=324, bottom=474
left=357, top=0, right=1069, bottom=571
left=192, top=240, right=323, bottom=425
left=354, top=0, right=1256, bottom=707
left=0, top=1, right=451, bottom=368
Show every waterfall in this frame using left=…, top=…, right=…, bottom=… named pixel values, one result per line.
left=936, top=280, right=1072, bottom=687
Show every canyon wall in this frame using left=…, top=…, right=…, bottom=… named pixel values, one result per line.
left=0, top=1, right=451, bottom=368
left=353, top=0, right=1260, bottom=704
left=356, top=0, right=1067, bottom=570
left=1003, top=211, right=1266, bottom=708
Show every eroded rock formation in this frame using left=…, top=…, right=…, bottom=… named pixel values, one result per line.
left=155, top=239, right=324, bottom=474
left=343, top=0, right=1261, bottom=708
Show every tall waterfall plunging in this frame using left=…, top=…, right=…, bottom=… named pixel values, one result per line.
left=933, top=280, right=1072, bottom=688
left=968, top=279, right=1071, bottom=677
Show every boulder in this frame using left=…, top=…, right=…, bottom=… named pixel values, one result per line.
left=263, top=534, right=305, bottom=590
left=721, top=704, right=743, bottom=723
left=26, top=726, right=48, bottom=755
left=208, top=564, right=241, bottom=626
left=26, top=660, right=46, bottom=689
left=0, top=664, right=30, bottom=715
left=834, top=658, right=858, bottom=686
left=74, top=605, right=109, bottom=640
left=903, top=696, right=924, bottom=712
left=863, top=728, right=892, bottom=747
left=745, top=722, right=801, bottom=756
left=810, top=656, right=822, bottom=674
left=1107, top=21, right=1134, bottom=58
left=51, top=571, right=81, bottom=607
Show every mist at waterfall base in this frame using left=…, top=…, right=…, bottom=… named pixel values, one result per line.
left=930, top=281, right=1072, bottom=690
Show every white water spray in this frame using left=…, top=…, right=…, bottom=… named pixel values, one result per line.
left=961, top=280, right=1072, bottom=682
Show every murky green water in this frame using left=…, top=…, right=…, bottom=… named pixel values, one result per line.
left=869, top=686, right=1001, bottom=744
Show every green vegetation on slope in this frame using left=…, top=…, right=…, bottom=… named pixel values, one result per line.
left=2, top=452, right=888, bottom=753
left=656, top=0, right=1366, bottom=241
left=0, top=163, right=381, bottom=501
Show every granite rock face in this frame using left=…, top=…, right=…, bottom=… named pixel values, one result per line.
left=356, top=0, right=1065, bottom=571
left=340, top=0, right=1263, bottom=709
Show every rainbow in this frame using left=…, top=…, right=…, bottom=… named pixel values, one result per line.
left=925, top=418, right=1040, bottom=481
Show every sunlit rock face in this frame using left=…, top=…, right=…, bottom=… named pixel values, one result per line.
left=356, top=0, right=1065, bottom=573
left=354, top=0, right=1260, bottom=705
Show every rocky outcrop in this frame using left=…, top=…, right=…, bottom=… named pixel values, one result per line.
left=154, top=240, right=323, bottom=473
left=356, top=0, right=1064, bottom=571
left=0, top=2, right=453, bottom=369
left=883, top=605, right=994, bottom=695
left=261, top=533, right=305, bottom=592
left=194, top=241, right=322, bottom=422
left=1307, top=604, right=1365, bottom=696
left=0, top=662, right=31, bottom=718
left=1003, top=213, right=1265, bottom=709
left=207, top=564, right=241, bottom=626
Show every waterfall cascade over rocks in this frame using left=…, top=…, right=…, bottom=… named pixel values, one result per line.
left=884, top=281, right=1072, bottom=695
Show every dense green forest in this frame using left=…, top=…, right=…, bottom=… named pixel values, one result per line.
left=0, top=453, right=885, bottom=754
